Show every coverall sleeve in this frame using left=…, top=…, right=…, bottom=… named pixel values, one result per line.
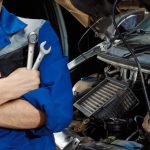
left=22, top=21, right=73, bottom=136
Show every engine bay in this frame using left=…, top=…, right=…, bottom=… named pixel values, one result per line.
left=54, top=1, right=150, bottom=149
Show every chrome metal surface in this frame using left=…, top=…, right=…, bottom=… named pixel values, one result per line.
left=68, top=41, right=110, bottom=70
left=54, top=129, right=80, bottom=150
left=97, top=55, right=150, bottom=74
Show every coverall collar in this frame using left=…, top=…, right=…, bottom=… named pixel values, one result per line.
left=0, top=6, right=27, bottom=49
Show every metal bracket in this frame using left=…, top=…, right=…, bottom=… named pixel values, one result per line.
left=68, top=41, right=110, bottom=70
left=121, top=68, right=138, bottom=83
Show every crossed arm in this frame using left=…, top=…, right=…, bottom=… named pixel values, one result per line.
left=0, top=99, right=46, bottom=129
left=0, top=68, right=46, bottom=129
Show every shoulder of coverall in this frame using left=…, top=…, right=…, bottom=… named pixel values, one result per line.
left=0, top=16, right=47, bottom=57
left=0, top=5, right=50, bottom=55
left=0, top=6, right=59, bottom=57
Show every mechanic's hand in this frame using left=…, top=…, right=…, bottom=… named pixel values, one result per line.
left=6, top=68, right=40, bottom=99
left=142, top=113, right=150, bottom=133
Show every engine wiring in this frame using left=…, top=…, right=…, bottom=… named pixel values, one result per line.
left=76, top=0, right=150, bottom=112
left=115, top=28, right=150, bottom=40
left=112, top=0, right=150, bottom=112
left=77, top=17, right=103, bottom=60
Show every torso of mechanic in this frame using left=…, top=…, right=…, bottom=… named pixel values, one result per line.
left=0, top=2, right=73, bottom=150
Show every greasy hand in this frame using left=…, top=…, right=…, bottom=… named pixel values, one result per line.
left=142, top=113, right=150, bottom=133
left=7, top=68, right=40, bottom=99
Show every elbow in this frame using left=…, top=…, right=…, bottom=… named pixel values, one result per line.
left=46, top=88, right=73, bottom=132
left=47, top=107, right=73, bottom=133
left=53, top=112, right=73, bottom=133
left=52, top=98, right=73, bottom=132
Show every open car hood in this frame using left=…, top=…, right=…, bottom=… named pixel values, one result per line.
left=55, top=0, right=90, bottom=27
left=55, top=0, right=150, bottom=25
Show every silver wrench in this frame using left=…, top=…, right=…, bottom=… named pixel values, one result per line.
left=32, top=41, right=51, bottom=70
left=27, top=32, right=38, bottom=69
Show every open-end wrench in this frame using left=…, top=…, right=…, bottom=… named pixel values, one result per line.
left=27, top=32, right=38, bottom=69
left=32, top=41, right=51, bottom=70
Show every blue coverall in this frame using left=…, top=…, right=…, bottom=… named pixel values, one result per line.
left=0, top=6, right=73, bottom=150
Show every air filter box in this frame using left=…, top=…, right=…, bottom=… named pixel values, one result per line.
left=74, top=78, right=139, bottom=121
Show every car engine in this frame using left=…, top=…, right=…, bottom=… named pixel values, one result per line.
left=55, top=0, right=150, bottom=149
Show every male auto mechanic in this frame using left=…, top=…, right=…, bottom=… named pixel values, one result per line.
left=0, top=0, right=73, bottom=150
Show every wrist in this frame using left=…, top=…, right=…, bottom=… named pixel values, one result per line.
left=0, top=77, right=14, bottom=104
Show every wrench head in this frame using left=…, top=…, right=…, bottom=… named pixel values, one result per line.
left=28, top=32, right=38, bottom=44
left=40, top=41, right=51, bottom=55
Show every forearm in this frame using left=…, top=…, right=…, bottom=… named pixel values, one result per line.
left=0, top=78, right=13, bottom=104
left=0, top=99, right=46, bottom=129
left=0, top=68, right=40, bottom=105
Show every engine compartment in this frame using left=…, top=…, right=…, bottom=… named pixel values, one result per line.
left=55, top=55, right=150, bottom=149
left=55, top=3, right=150, bottom=149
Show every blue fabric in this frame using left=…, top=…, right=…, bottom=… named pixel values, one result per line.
left=0, top=6, right=27, bottom=49
left=112, top=140, right=144, bottom=150
left=0, top=7, right=73, bottom=150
